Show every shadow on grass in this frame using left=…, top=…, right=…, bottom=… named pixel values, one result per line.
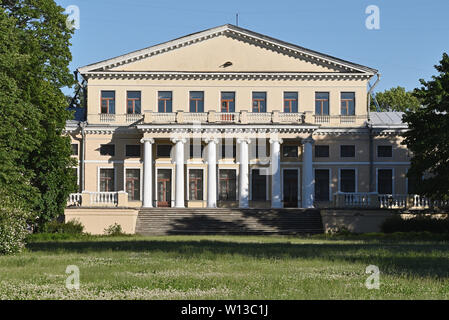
left=26, top=238, right=449, bottom=278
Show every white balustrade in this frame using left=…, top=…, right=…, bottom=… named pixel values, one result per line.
left=279, top=112, right=304, bottom=123
left=100, top=113, right=115, bottom=122
left=339, top=193, right=372, bottom=207
left=89, top=192, right=118, bottom=205
left=152, top=112, right=177, bottom=123
left=314, top=115, right=330, bottom=124
left=246, top=112, right=272, bottom=123
left=215, top=112, right=240, bottom=123
left=183, top=112, right=208, bottom=123
left=340, top=115, right=356, bottom=123
left=67, top=193, right=82, bottom=206
left=126, top=113, right=143, bottom=123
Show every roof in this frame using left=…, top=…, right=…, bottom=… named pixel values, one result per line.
left=78, top=24, right=377, bottom=75
left=369, top=112, right=407, bottom=128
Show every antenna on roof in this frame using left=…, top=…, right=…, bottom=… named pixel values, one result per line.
left=236, top=13, right=239, bottom=26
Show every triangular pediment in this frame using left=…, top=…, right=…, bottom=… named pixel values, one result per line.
left=78, top=24, right=376, bottom=76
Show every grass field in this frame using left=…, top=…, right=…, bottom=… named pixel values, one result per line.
left=1, top=235, right=449, bottom=299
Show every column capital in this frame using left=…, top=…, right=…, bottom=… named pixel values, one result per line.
left=170, top=137, right=187, bottom=144
left=140, top=138, right=155, bottom=144
left=302, top=137, right=315, bottom=145
left=269, top=137, right=283, bottom=145
left=237, top=137, right=252, bottom=145
left=203, top=137, right=219, bottom=144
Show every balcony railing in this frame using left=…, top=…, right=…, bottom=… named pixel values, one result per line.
left=67, top=193, right=82, bottom=206
left=314, top=115, right=330, bottom=124
left=100, top=113, right=116, bottom=122
left=246, top=112, right=272, bottom=123
left=182, top=112, right=208, bottom=123
left=334, top=192, right=449, bottom=210
left=126, top=113, right=143, bottom=123
left=278, top=112, right=304, bottom=123
left=215, top=112, right=240, bottom=123
left=152, top=112, right=177, bottom=123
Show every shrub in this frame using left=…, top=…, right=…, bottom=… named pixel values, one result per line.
left=381, top=215, right=449, bottom=234
left=104, top=223, right=126, bottom=236
left=0, top=191, right=32, bottom=255
left=41, top=219, right=84, bottom=235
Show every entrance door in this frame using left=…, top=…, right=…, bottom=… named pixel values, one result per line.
left=251, top=169, right=267, bottom=201
left=157, top=169, right=171, bottom=207
left=283, top=169, right=298, bottom=207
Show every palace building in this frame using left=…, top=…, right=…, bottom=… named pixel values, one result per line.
left=65, top=25, right=418, bottom=233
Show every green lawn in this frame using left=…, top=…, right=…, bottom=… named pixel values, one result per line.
left=1, top=235, right=449, bottom=299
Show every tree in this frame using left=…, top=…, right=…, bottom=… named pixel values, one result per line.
left=0, top=1, right=77, bottom=227
left=371, top=86, right=421, bottom=112
left=402, top=53, right=449, bottom=199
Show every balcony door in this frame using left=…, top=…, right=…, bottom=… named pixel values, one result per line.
left=157, top=169, right=172, bottom=207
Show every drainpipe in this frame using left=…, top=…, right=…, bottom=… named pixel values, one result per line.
left=367, top=73, right=381, bottom=120
left=80, top=121, right=87, bottom=192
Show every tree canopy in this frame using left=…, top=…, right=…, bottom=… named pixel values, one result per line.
left=402, top=53, right=449, bottom=199
left=371, top=86, right=421, bottom=112
left=0, top=0, right=77, bottom=227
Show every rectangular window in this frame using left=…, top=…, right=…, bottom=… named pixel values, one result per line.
left=158, top=91, right=172, bottom=113
left=282, top=145, right=298, bottom=158
left=72, top=167, right=78, bottom=188
left=156, top=145, right=172, bottom=158
left=251, top=169, right=266, bottom=201
left=100, top=144, right=115, bottom=156
left=341, top=92, right=355, bottom=116
left=189, top=144, right=204, bottom=159
left=99, top=168, right=114, bottom=192
left=315, top=169, right=330, bottom=201
left=315, top=145, right=329, bottom=158
left=189, top=91, right=204, bottom=112
left=221, top=143, right=236, bottom=159
left=127, top=91, right=141, bottom=114
left=340, top=145, right=355, bottom=158
left=315, top=92, right=329, bottom=115
left=284, top=92, right=298, bottom=113
left=125, top=145, right=141, bottom=157
left=189, top=169, right=203, bottom=200
left=252, top=92, right=267, bottom=113
left=101, top=91, right=115, bottom=114
left=221, top=92, right=235, bottom=112
left=378, top=169, right=393, bottom=194
left=377, top=145, right=392, bottom=157
left=219, top=169, right=236, bottom=201
left=71, top=144, right=78, bottom=156
left=126, top=169, right=140, bottom=201
left=340, top=169, right=356, bottom=193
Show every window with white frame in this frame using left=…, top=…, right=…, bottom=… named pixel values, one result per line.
left=340, top=169, right=356, bottom=193
left=99, top=168, right=114, bottom=192
left=188, top=169, right=203, bottom=200
left=125, top=169, right=140, bottom=201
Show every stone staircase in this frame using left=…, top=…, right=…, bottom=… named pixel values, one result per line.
left=135, top=208, right=324, bottom=235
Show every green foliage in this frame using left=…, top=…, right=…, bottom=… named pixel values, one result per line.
left=41, top=219, right=84, bottom=234
left=0, top=189, right=32, bottom=255
left=371, top=86, right=421, bottom=112
left=402, top=53, right=449, bottom=199
left=0, top=1, right=77, bottom=226
left=381, top=215, right=449, bottom=234
left=104, top=223, right=126, bottom=236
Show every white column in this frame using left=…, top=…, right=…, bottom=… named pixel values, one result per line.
left=302, top=137, right=314, bottom=208
left=141, top=138, right=154, bottom=208
left=237, top=138, right=251, bottom=208
left=205, top=137, right=218, bottom=208
left=269, top=137, right=283, bottom=208
left=171, top=137, right=186, bottom=208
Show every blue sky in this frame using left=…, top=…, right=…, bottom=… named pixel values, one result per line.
left=56, top=0, right=449, bottom=95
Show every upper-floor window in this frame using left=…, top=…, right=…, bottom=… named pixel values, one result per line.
left=190, top=91, right=204, bottom=112
left=284, top=92, right=298, bottom=113
left=156, top=145, right=172, bottom=158
left=221, top=92, right=235, bottom=112
left=101, top=91, right=115, bottom=114
left=315, top=92, right=329, bottom=115
left=158, top=91, right=172, bottom=113
left=71, top=144, right=78, bottom=156
left=341, top=92, right=355, bottom=115
left=252, top=92, right=267, bottom=113
left=340, top=145, right=355, bottom=158
left=127, top=91, right=141, bottom=114
left=315, top=145, right=329, bottom=158
left=125, top=145, right=141, bottom=157
left=377, top=145, right=392, bottom=157
left=189, top=144, right=204, bottom=159
left=100, top=144, right=115, bottom=156
left=221, top=144, right=236, bottom=159
left=282, top=145, right=298, bottom=158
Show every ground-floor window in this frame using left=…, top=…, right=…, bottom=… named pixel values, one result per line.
left=251, top=169, right=266, bottom=201
left=99, top=168, right=114, bottom=192
left=315, top=169, right=330, bottom=201
left=407, top=171, right=421, bottom=194
left=340, top=169, right=356, bottom=193
left=219, top=169, right=236, bottom=201
left=378, top=169, right=393, bottom=194
left=126, top=169, right=140, bottom=201
left=189, top=169, right=203, bottom=200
